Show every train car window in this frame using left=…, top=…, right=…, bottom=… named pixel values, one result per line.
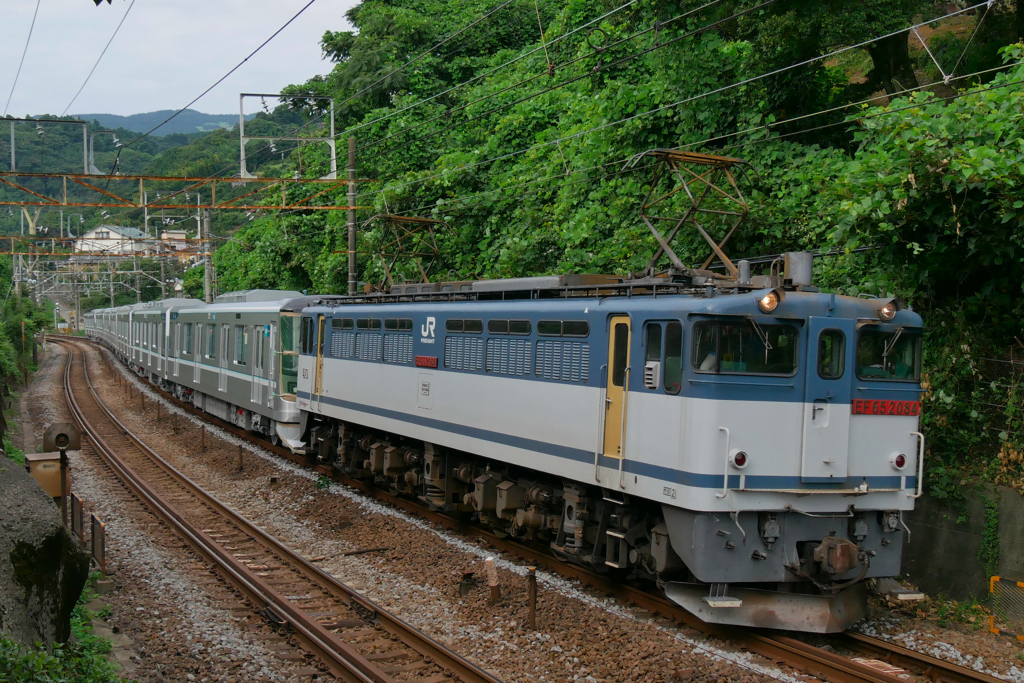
left=385, top=318, right=413, bottom=331
left=817, top=329, right=846, bottom=380
left=539, top=320, right=590, bottom=337
left=645, top=324, right=662, bottom=362
left=356, top=318, right=381, bottom=331
left=611, top=323, right=629, bottom=386
left=206, top=324, right=217, bottom=359
left=184, top=323, right=193, bottom=355
left=300, top=317, right=310, bottom=353
left=234, top=325, right=248, bottom=365
left=332, top=318, right=354, bottom=330
left=663, top=322, right=683, bottom=394
left=488, top=320, right=532, bottom=335
left=691, top=321, right=798, bottom=375
left=855, top=330, right=920, bottom=381
left=281, top=315, right=299, bottom=353
left=446, top=319, right=483, bottom=333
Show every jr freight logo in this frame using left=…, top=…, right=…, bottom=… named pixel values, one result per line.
left=420, top=316, right=436, bottom=344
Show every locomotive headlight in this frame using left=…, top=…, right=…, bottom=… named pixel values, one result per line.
left=890, top=452, right=907, bottom=470
left=729, top=449, right=749, bottom=469
left=878, top=297, right=905, bottom=322
left=756, top=288, right=784, bottom=313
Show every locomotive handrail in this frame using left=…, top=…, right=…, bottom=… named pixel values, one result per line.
left=595, top=363, right=608, bottom=482
left=618, top=366, right=631, bottom=489
left=716, top=427, right=730, bottom=499
left=910, top=431, right=925, bottom=498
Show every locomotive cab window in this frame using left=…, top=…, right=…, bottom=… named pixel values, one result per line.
left=692, top=320, right=798, bottom=375
left=856, top=328, right=921, bottom=381
left=643, top=322, right=684, bottom=393
left=817, top=329, right=846, bottom=379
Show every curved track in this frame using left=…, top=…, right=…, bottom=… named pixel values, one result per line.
left=68, top=335, right=1006, bottom=683
left=57, top=337, right=502, bottom=683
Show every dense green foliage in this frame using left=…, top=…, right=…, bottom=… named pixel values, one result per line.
left=0, top=576, right=127, bottom=683
left=210, top=0, right=1024, bottom=492
left=11, top=1, right=1024, bottom=491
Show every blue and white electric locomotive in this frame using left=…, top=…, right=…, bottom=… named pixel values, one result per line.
left=86, top=262, right=924, bottom=633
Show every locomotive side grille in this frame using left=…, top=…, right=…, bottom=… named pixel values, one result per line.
left=331, top=331, right=355, bottom=358
left=384, top=334, right=414, bottom=364
left=356, top=333, right=382, bottom=361
left=536, top=341, right=590, bottom=383
left=444, top=336, right=483, bottom=371
left=485, top=338, right=532, bottom=376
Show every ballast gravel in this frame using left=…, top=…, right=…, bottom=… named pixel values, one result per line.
left=22, top=342, right=314, bottom=683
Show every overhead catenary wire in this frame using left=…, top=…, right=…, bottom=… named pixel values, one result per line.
left=353, top=1, right=991, bottom=203
left=340, top=60, right=1020, bottom=229
left=102, top=0, right=320, bottom=176
left=62, top=0, right=137, bottom=116
left=356, top=0, right=746, bottom=154
left=92, top=0, right=540, bottom=218
left=4, top=0, right=43, bottom=117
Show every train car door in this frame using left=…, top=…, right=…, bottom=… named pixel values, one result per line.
left=173, top=323, right=180, bottom=377
left=194, top=324, right=203, bottom=383
left=251, top=325, right=264, bottom=406
left=800, top=317, right=855, bottom=482
left=603, top=316, right=632, bottom=458
left=218, top=324, right=229, bottom=392
left=266, top=323, right=276, bottom=408
left=312, top=315, right=326, bottom=410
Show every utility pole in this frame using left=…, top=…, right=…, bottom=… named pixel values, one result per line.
left=347, top=137, right=356, bottom=296
left=160, top=255, right=166, bottom=299
left=203, top=209, right=212, bottom=303
left=135, top=257, right=141, bottom=303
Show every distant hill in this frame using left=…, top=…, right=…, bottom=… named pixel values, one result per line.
left=73, top=109, right=257, bottom=136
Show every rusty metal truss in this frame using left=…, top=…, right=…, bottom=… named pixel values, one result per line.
left=628, top=149, right=757, bottom=280
left=0, top=172, right=369, bottom=211
left=363, top=214, right=445, bottom=289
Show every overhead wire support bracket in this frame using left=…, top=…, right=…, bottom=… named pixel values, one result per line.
left=0, top=172, right=370, bottom=211
left=627, top=149, right=757, bottom=281
left=239, top=93, right=336, bottom=179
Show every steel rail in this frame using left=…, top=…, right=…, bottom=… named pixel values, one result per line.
left=72, top=335, right=1004, bottom=683
left=56, top=339, right=499, bottom=683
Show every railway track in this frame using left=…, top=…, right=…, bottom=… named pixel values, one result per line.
left=56, top=337, right=502, bottom=683
left=67, top=336, right=1005, bottom=683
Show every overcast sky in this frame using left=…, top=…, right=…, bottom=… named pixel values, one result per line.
left=0, top=0, right=359, bottom=118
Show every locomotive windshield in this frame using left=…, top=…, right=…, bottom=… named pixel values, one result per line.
left=855, top=328, right=921, bottom=381
left=692, top=320, right=798, bottom=375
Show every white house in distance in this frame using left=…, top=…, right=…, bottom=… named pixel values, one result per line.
left=73, top=224, right=147, bottom=255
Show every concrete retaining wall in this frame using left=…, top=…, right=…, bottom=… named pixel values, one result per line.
left=901, top=485, right=1024, bottom=601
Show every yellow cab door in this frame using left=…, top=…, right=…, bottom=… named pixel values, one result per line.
left=603, top=316, right=632, bottom=458
left=313, top=315, right=326, bottom=409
